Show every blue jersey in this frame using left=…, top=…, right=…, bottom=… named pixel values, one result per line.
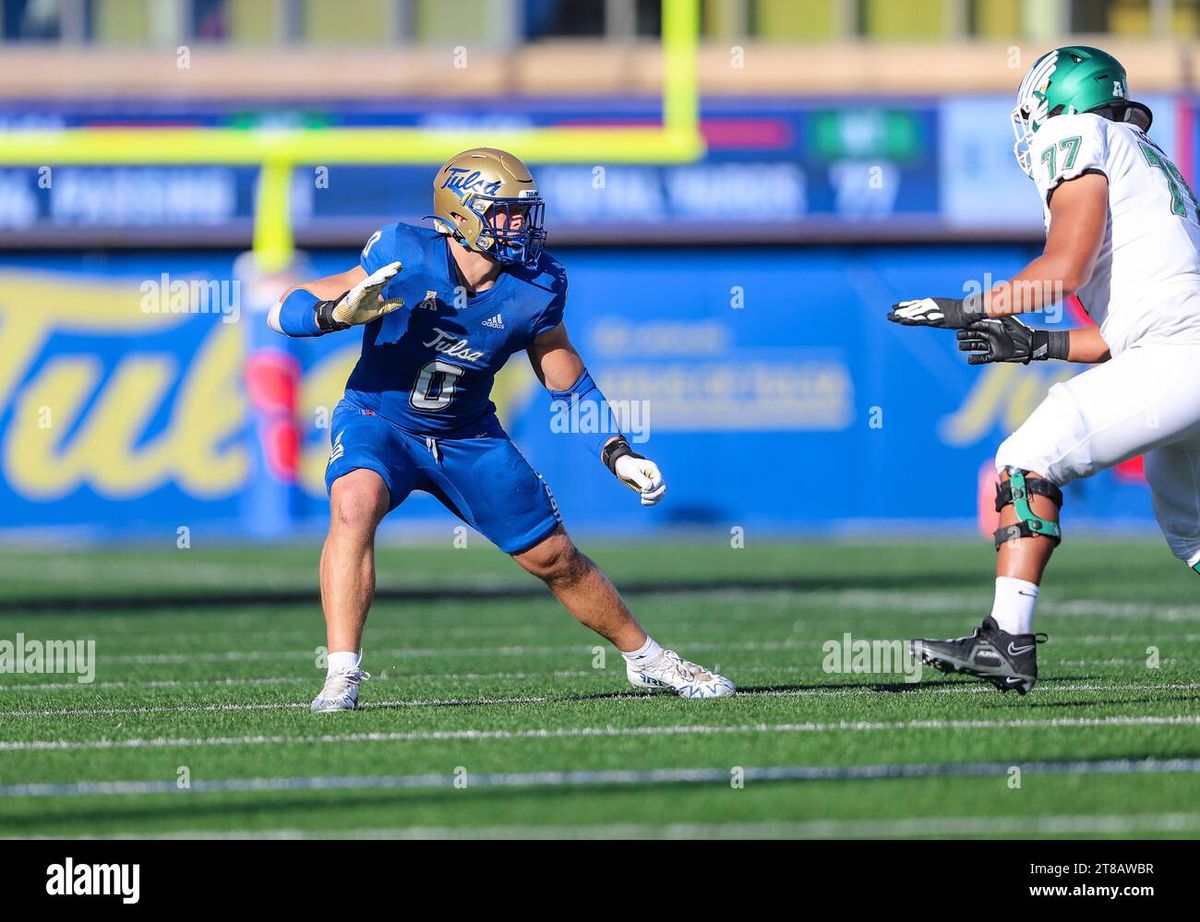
left=344, top=222, right=567, bottom=435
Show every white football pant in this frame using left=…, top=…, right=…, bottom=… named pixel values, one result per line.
left=996, top=343, right=1200, bottom=567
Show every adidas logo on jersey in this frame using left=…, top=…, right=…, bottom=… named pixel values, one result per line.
left=482, top=314, right=505, bottom=330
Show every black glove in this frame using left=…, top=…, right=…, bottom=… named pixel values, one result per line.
left=887, top=296, right=983, bottom=330
left=314, top=295, right=352, bottom=333
left=956, top=315, right=1071, bottom=365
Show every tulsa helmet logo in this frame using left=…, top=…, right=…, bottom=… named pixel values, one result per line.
left=440, top=167, right=503, bottom=196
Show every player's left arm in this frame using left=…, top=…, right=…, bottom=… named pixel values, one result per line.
left=950, top=173, right=1112, bottom=365
left=528, top=322, right=666, bottom=506
left=888, top=171, right=1108, bottom=328
left=956, top=316, right=1111, bottom=365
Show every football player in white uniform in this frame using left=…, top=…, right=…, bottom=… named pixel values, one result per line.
left=888, top=46, right=1200, bottom=694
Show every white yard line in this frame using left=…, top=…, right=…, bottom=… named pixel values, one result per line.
left=3, top=714, right=1198, bottom=753
left=1052, top=658, right=1182, bottom=666
left=3, top=756, right=1199, bottom=798
left=0, top=670, right=595, bottom=694
left=72, top=812, right=1200, bottom=840
left=9, top=587, right=1200, bottom=638
left=0, top=694, right=566, bottom=719
left=90, top=638, right=812, bottom=664
left=3, top=680, right=1200, bottom=720
left=38, top=630, right=1200, bottom=667
left=4, top=653, right=1193, bottom=695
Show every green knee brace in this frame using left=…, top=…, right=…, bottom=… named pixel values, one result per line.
left=993, top=467, right=1063, bottom=549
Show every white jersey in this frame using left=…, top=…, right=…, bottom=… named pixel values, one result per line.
left=1030, top=112, right=1200, bottom=355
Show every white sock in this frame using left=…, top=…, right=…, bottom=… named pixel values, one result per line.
left=990, top=577, right=1039, bottom=635
left=620, top=636, right=663, bottom=665
left=327, top=651, right=361, bottom=675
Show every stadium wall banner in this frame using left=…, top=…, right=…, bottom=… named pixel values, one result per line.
left=0, top=94, right=1187, bottom=241
left=0, top=97, right=940, bottom=240
left=0, top=247, right=1160, bottom=539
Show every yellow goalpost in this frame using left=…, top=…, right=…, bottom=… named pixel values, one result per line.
left=0, top=0, right=704, bottom=270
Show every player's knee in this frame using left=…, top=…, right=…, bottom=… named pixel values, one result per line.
left=329, top=473, right=389, bottom=534
left=992, top=465, right=1063, bottom=549
left=517, top=533, right=588, bottom=585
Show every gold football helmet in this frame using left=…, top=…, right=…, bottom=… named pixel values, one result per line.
left=431, top=147, right=547, bottom=268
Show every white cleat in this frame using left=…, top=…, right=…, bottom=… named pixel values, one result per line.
left=310, top=668, right=368, bottom=713
left=626, top=650, right=735, bottom=699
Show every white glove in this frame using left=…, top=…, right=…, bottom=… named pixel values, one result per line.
left=613, top=453, right=666, bottom=506
left=886, top=296, right=975, bottom=330
left=325, top=261, right=405, bottom=328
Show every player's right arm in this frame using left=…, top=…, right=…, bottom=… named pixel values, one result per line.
left=889, top=116, right=1109, bottom=329
left=984, top=171, right=1109, bottom=318
left=889, top=173, right=1109, bottom=329
left=268, top=262, right=405, bottom=337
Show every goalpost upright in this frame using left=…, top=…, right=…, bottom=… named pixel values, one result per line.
left=0, top=0, right=705, bottom=271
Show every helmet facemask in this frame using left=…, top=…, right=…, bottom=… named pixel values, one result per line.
left=459, top=194, right=547, bottom=269
left=1011, top=50, right=1058, bottom=177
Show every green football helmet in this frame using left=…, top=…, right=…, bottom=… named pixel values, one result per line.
left=1011, top=45, right=1152, bottom=176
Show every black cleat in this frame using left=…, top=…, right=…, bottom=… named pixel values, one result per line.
left=910, top=617, right=1047, bottom=695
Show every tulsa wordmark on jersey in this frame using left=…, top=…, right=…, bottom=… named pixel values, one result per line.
left=347, top=221, right=566, bottom=435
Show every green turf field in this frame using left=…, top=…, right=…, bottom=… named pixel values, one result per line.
left=0, top=538, right=1197, bottom=839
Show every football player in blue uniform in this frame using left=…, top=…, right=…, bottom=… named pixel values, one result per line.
left=270, top=148, right=735, bottom=711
